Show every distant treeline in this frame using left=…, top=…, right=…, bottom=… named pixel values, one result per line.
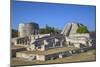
left=39, top=25, right=61, bottom=34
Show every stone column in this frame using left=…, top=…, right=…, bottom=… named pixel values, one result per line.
left=60, top=40, right=63, bottom=47
left=53, top=40, right=55, bottom=48
left=15, top=39, right=18, bottom=45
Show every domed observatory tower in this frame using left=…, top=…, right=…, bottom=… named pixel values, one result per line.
left=18, top=22, right=39, bottom=37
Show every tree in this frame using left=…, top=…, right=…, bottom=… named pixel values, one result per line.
left=11, top=29, right=18, bottom=38
left=39, top=25, right=61, bottom=34
left=77, top=26, right=89, bottom=33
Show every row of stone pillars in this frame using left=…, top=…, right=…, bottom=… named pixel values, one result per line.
left=15, top=37, right=30, bottom=45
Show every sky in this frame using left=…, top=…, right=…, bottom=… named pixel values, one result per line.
left=11, top=1, right=96, bottom=31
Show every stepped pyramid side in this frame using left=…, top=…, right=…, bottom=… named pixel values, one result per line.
left=61, top=23, right=83, bottom=36
left=69, top=23, right=79, bottom=35
left=61, top=23, right=72, bottom=36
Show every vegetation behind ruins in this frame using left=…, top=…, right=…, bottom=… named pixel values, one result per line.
left=77, top=25, right=89, bottom=33
left=11, top=29, right=18, bottom=38
left=39, top=25, right=61, bottom=34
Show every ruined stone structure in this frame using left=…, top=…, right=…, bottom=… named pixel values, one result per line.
left=65, top=34, right=93, bottom=48
left=12, top=34, right=51, bottom=47
left=11, top=46, right=27, bottom=57
left=18, top=23, right=39, bottom=37
left=61, top=22, right=85, bottom=36
left=11, top=22, right=95, bottom=61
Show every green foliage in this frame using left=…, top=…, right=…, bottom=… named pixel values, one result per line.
left=39, top=25, right=61, bottom=34
left=12, top=29, right=18, bottom=38
left=77, top=26, right=89, bottom=33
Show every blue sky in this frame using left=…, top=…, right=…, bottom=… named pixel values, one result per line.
left=11, top=1, right=96, bottom=31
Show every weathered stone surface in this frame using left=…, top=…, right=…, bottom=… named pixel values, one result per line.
left=61, top=22, right=85, bottom=36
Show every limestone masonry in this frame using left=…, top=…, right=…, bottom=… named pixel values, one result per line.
left=11, top=22, right=96, bottom=61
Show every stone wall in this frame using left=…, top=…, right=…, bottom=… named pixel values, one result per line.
left=69, top=33, right=90, bottom=38
left=16, top=52, right=36, bottom=59
left=36, top=55, right=45, bottom=61
left=12, top=47, right=26, bottom=57
left=16, top=52, right=46, bottom=61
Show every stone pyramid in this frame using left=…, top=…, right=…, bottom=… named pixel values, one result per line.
left=61, top=22, right=84, bottom=36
